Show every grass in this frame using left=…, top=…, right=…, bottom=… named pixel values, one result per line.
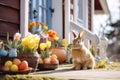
left=0, top=75, right=69, bottom=80
left=105, top=62, right=120, bottom=70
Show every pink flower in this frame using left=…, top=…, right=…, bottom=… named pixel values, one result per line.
left=14, top=33, right=21, bottom=41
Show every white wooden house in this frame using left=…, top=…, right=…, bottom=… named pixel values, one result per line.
left=0, top=0, right=109, bottom=59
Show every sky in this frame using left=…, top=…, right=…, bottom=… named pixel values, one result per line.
left=93, top=0, right=120, bottom=37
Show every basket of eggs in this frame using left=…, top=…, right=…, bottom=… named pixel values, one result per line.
left=38, top=54, right=59, bottom=70
left=0, top=58, right=33, bottom=75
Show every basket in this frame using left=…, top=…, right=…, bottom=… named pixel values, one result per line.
left=0, top=52, right=40, bottom=72
left=37, top=64, right=58, bottom=70
left=0, top=67, right=32, bottom=75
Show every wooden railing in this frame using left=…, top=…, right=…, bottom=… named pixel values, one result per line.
left=70, top=21, right=108, bottom=59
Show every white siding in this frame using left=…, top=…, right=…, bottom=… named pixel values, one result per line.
left=52, top=0, right=63, bottom=39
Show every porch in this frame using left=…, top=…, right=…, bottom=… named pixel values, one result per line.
left=32, top=64, right=120, bottom=80
left=1, top=63, right=120, bottom=80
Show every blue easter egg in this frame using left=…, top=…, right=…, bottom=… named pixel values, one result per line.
left=0, top=49, right=8, bottom=57
left=95, top=56, right=101, bottom=61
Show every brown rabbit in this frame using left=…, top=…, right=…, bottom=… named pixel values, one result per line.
left=71, top=30, right=95, bottom=70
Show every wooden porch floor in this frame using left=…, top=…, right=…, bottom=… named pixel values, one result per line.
left=31, top=64, right=120, bottom=80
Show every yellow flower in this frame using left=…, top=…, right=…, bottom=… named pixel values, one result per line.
left=34, top=37, right=40, bottom=44
left=98, top=60, right=106, bottom=67
left=46, top=41, right=51, bottom=48
left=54, top=36, right=59, bottom=41
left=28, top=39, right=35, bottom=50
left=21, top=38, right=29, bottom=47
left=62, top=38, right=68, bottom=47
left=21, top=35, right=40, bottom=51
left=43, top=25, right=48, bottom=30
left=40, top=43, right=47, bottom=50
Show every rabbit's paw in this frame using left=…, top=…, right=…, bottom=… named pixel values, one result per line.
left=82, top=66, right=87, bottom=70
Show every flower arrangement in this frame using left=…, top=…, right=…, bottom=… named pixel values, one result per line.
left=2, top=33, right=22, bottom=57
left=28, top=22, right=60, bottom=66
left=28, top=21, right=48, bottom=34
left=28, top=21, right=67, bottom=48
left=18, top=34, right=40, bottom=53
left=6, top=32, right=40, bottom=53
left=46, top=30, right=65, bottom=48
left=6, top=32, right=21, bottom=49
left=38, top=40, right=59, bottom=66
left=39, top=40, right=51, bottom=59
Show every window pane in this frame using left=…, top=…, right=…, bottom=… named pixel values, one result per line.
left=29, top=0, right=52, bottom=29
left=78, top=0, right=83, bottom=20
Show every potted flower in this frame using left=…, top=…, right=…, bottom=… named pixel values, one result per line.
left=17, top=34, right=40, bottom=71
left=5, top=33, right=40, bottom=71
left=4, top=32, right=21, bottom=58
left=46, top=30, right=67, bottom=63
left=28, top=21, right=48, bottom=35
left=38, top=40, right=59, bottom=70
left=28, top=22, right=60, bottom=70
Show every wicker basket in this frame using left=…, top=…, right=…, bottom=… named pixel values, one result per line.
left=0, top=52, right=40, bottom=71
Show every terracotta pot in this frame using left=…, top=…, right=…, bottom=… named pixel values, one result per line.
left=50, top=48, right=67, bottom=64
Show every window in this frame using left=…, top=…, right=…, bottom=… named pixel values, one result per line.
left=29, top=0, right=52, bottom=29
left=73, top=0, right=87, bottom=27
left=78, top=0, right=84, bottom=21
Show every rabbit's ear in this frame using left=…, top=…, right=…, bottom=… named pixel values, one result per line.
left=78, top=30, right=84, bottom=39
left=72, top=30, right=77, bottom=38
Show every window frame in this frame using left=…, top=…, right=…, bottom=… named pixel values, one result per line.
left=73, top=0, right=88, bottom=28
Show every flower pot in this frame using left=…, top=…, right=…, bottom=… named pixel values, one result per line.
left=50, top=48, right=67, bottom=64
left=8, top=48, right=17, bottom=57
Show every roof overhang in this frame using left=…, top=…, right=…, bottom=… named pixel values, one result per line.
left=95, top=0, right=109, bottom=14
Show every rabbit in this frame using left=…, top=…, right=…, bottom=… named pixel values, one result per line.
left=71, top=30, right=95, bottom=70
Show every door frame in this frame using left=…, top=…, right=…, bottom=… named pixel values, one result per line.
left=20, top=0, right=29, bottom=37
